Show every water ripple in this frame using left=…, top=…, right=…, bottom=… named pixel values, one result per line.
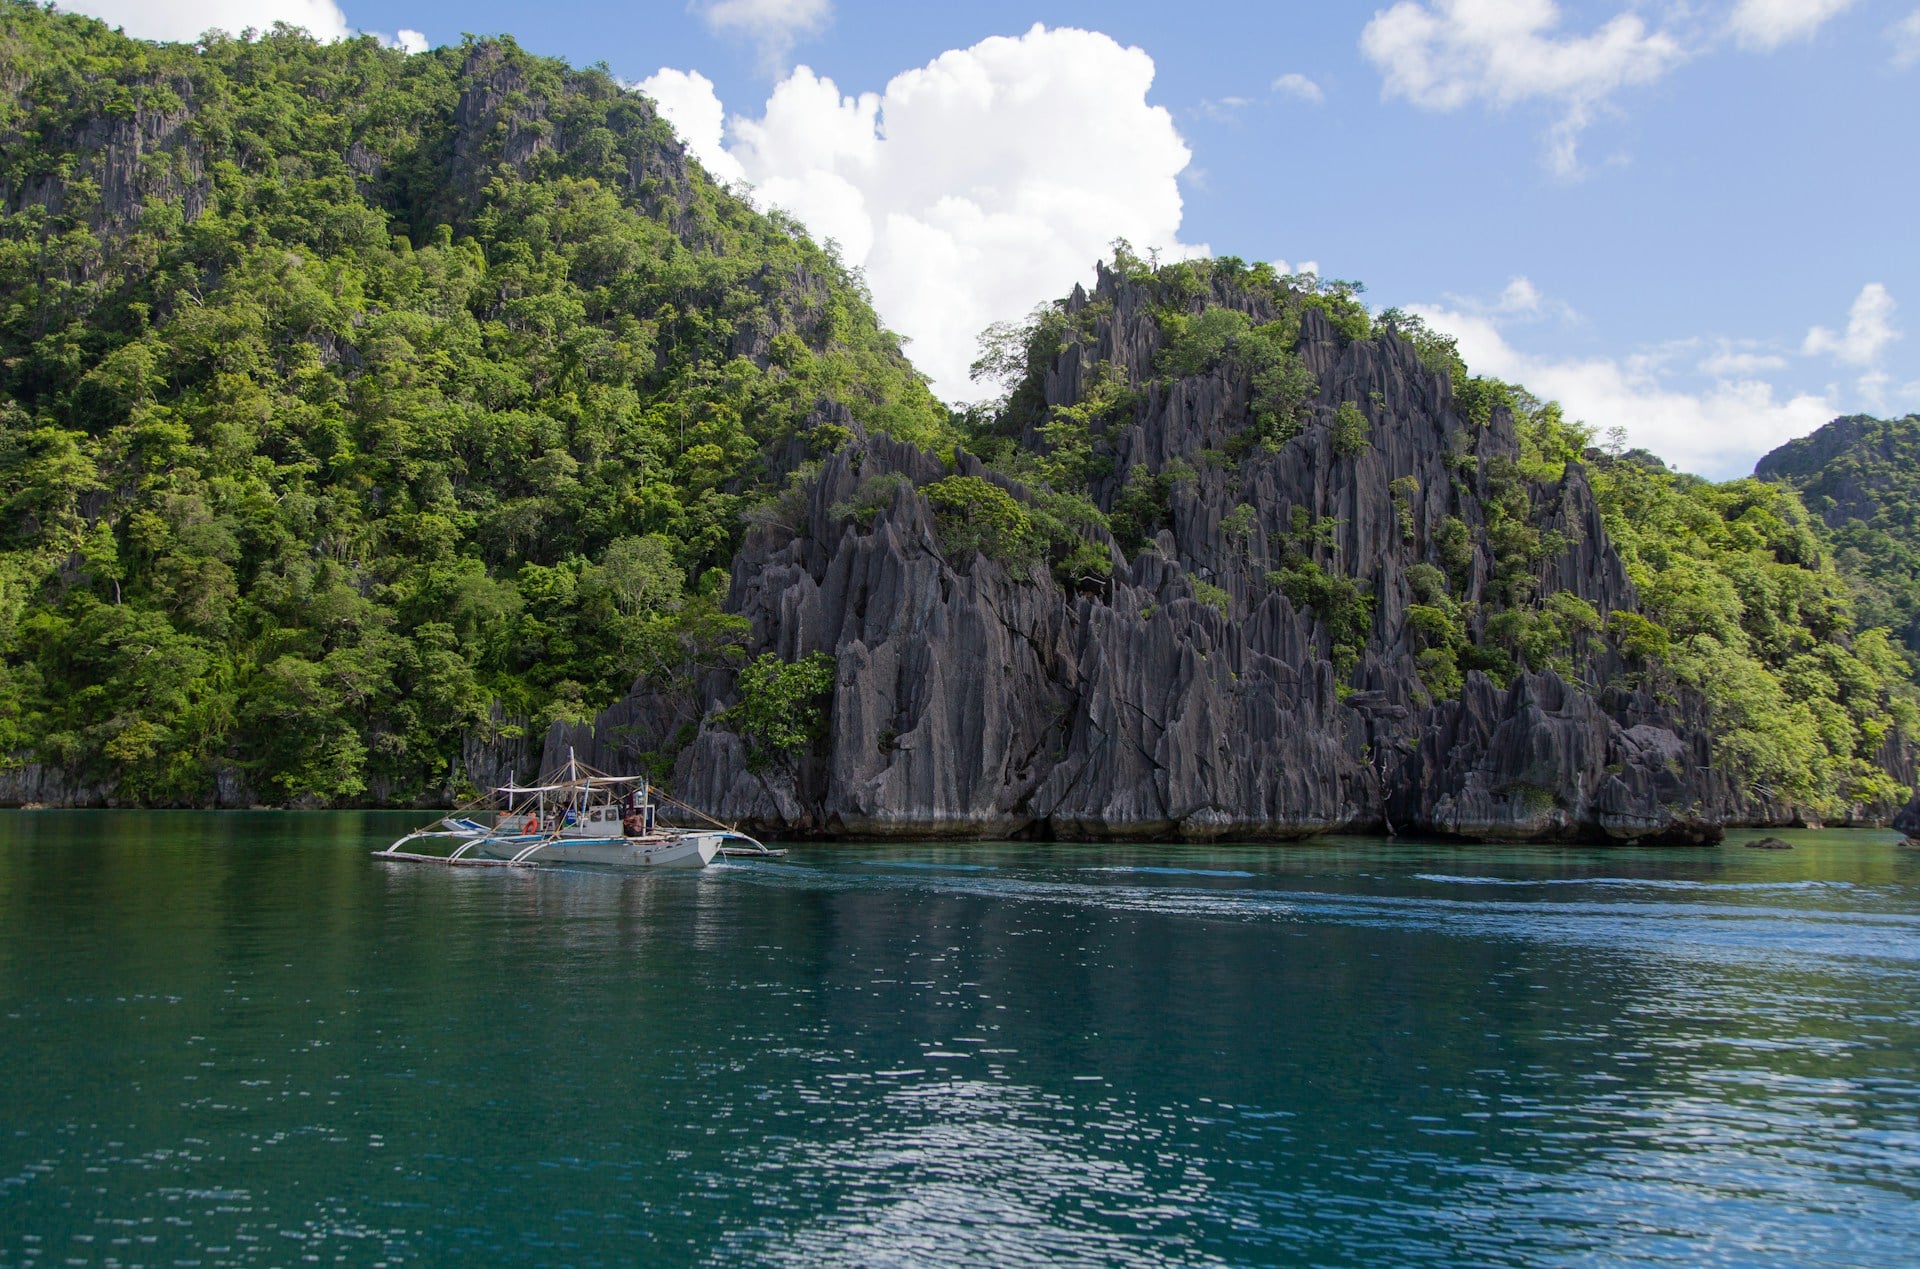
left=3, top=816, right=1918, bottom=1265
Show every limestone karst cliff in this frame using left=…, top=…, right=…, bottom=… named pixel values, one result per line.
left=547, top=261, right=1915, bottom=841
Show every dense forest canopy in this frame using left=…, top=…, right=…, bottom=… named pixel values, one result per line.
left=1756, top=414, right=1920, bottom=660
left=0, top=3, right=1914, bottom=820
left=0, top=3, right=946, bottom=802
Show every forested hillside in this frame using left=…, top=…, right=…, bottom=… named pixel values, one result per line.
left=1, top=4, right=1915, bottom=831
left=1757, top=414, right=1920, bottom=660
left=0, top=3, right=944, bottom=803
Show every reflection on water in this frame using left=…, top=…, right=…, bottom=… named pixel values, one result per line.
left=1, top=815, right=1918, bottom=1265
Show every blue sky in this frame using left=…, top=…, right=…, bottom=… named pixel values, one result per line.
left=66, top=1, right=1920, bottom=475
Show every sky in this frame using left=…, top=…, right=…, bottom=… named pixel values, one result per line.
left=57, top=0, right=1920, bottom=478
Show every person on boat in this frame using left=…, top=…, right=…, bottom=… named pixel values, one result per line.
left=622, top=788, right=653, bottom=837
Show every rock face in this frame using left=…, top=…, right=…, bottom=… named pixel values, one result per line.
left=0, top=762, right=113, bottom=808
left=428, top=43, right=701, bottom=235
left=549, top=265, right=1879, bottom=842
left=0, top=74, right=206, bottom=236
left=554, top=432, right=1368, bottom=839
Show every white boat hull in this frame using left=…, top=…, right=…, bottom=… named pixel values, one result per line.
left=462, top=832, right=722, bottom=867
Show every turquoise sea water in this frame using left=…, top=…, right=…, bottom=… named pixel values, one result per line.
left=2, top=813, right=1917, bottom=1266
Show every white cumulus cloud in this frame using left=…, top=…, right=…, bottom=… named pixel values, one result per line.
left=1271, top=73, right=1325, bottom=104
left=60, top=1, right=427, bottom=52
left=1360, top=0, right=1685, bottom=174
left=1411, top=303, right=1837, bottom=477
left=1496, top=276, right=1545, bottom=315
left=1894, top=9, right=1920, bottom=68
left=365, top=27, right=429, bottom=54
left=1804, top=283, right=1900, bottom=367
left=694, top=0, right=831, bottom=72
left=1438, top=273, right=1580, bottom=324
left=644, top=24, right=1200, bottom=402
left=1728, top=0, right=1857, bottom=50
left=56, top=0, right=351, bottom=42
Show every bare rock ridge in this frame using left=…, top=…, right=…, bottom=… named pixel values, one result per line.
left=551, top=264, right=1894, bottom=841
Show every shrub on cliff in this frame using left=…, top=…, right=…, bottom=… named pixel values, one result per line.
left=923, top=476, right=1038, bottom=570
left=1331, top=402, right=1371, bottom=458
left=723, top=652, right=835, bottom=764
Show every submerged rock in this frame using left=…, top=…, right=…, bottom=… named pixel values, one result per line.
left=1745, top=837, right=1795, bottom=850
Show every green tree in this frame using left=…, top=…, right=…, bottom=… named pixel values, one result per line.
left=923, top=476, right=1037, bottom=568
left=723, top=651, right=835, bottom=763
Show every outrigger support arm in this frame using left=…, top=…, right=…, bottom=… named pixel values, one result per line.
left=508, top=830, right=561, bottom=865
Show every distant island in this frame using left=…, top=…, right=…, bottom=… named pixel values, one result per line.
left=2, top=4, right=1917, bottom=842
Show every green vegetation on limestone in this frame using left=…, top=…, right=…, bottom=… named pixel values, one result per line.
left=0, top=3, right=943, bottom=802
left=971, top=255, right=1918, bottom=818
left=1584, top=448, right=1914, bottom=808
left=1757, top=414, right=1920, bottom=660
left=721, top=651, right=835, bottom=766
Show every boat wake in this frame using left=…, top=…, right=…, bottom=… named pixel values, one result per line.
left=1411, top=873, right=1858, bottom=893
left=735, top=863, right=1920, bottom=973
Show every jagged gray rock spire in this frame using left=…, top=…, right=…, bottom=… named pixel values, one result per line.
left=545, top=265, right=1899, bottom=842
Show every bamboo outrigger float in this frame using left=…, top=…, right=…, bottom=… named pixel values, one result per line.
left=374, top=751, right=783, bottom=868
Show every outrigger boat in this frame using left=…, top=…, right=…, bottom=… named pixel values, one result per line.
left=374, top=752, right=781, bottom=869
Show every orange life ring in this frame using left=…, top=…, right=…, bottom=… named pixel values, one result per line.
left=524, top=816, right=539, bottom=833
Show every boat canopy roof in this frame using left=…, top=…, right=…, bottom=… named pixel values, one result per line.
left=493, top=754, right=651, bottom=797
left=494, top=774, right=648, bottom=795
left=406, top=750, right=736, bottom=841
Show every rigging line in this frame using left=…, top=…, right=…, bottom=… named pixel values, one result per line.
left=648, top=783, right=738, bottom=833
